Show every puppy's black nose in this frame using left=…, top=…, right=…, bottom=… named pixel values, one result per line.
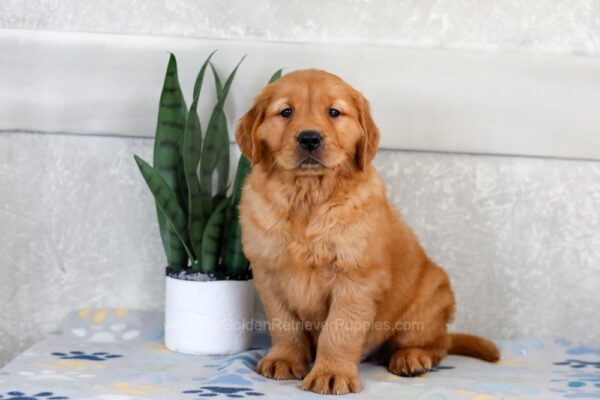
left=298, top=131, right=322, bottom=152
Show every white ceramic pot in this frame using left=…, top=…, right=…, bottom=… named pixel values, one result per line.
left=164, top=276, right=254, bottom=355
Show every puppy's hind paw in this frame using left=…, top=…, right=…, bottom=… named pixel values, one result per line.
left=388, top=348, right=436, bottom=377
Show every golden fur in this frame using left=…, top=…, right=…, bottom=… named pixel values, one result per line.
left=235, top=69, right=499, bottom=395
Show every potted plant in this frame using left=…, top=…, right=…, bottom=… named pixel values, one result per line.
left=133, top=52, right=281, bottom=355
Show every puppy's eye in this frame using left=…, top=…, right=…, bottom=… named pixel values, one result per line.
left=280, top=108, right=293, bottom=118
left=328, top=108, right=341, bottom=118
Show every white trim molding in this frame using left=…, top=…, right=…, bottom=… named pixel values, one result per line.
left=1, top=28, right=599, bottom=160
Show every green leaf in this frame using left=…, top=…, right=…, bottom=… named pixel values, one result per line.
left=200, top=197, right=229, bottom=273
left=183, top=109, right=203, bottom=261
left=153, top=54, right=189, bottom=267
left=209, top=64, right=230, bottom=195
left=183, top=52, right=216, bottom=260
left=229, top=155, right=251, bottom=209
left=190, top=259, right=203, bottom=273
left=212, top=184, right=229, bottom=208
left=222, top=155, right=252, bottom=276
left=212, top=64, right=224, bottom=99
left=192, top=50, right=217, bottom=101
left=134, top=155, right=194, bottom=261
left=199, top=57, right=244, bottom=220
left=268, top=68, right=283, bottom=83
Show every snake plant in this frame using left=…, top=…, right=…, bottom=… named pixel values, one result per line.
left=134, top=52, right=282, bottom=279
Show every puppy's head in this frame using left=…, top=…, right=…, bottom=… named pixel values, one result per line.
left=236, top=69, right=379, bottom=176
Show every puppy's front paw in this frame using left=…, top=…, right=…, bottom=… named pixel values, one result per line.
left=256, top=356, right=308, bottom=380
left=302, top=368, right=361, bottom=395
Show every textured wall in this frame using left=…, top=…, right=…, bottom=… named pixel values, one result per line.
left=1, top=0, right=600, bottom=55
left=0, top=133, right=164, bottom=367
left=1, top=132, right=599, bottom=367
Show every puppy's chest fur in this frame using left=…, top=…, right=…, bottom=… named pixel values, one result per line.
left=273, top=262, right=334, bottom=323
left=243, top=182, right=373, bottom=321
left=245, top=186, right=370, bottom=271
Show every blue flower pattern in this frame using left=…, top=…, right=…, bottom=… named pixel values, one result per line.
left=183, top=387, right=264, bottom=398
left=51, top=351, right=123, bottom=361
left=0, top=392, right=67, bottom=400
left=551, top=346, right=600, bottom=398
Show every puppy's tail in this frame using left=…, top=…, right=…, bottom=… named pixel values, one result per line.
left=448, top=333, right=500, bottom=362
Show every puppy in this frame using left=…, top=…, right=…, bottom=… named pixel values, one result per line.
left=235, top=69, right=499, bottom=395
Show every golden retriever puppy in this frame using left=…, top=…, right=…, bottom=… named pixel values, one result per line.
left=235, top=69, right=499, bottom=395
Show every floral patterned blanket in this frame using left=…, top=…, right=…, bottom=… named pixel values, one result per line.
left=1, top=309, right=599, bottom=399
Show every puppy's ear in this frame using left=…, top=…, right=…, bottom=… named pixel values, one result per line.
left=355, top=95, right=380, bottom=171
left=235, top=98, right=265, bottom=164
